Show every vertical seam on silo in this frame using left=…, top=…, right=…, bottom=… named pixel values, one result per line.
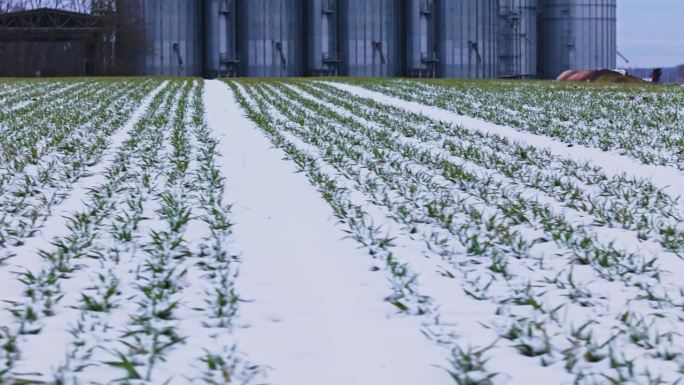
left=159, top=0, right=163, bottom=75
left=477, top=0, right=480, bottom=78
left=280, top=0, right=284, bottom=77
left=460, top=0, right=463, bottom=78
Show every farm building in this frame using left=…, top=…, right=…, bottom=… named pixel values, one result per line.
left=0, top=0, right=617, bottom=79
left=625, top=64, right=684, bottom=84
left=0, top=8, right=113, bottom=77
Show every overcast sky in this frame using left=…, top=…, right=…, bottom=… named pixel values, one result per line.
left=618, top=0, right=684, bottom=68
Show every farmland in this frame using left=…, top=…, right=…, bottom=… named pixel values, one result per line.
left=1, top=77, right=683, bottom=384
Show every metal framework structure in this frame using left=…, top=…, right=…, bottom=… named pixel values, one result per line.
left=0, top=8, right=110, bottom=76
left=498, top=0, right=537, bottom=79
left=0, top=8, right=105, bottom=41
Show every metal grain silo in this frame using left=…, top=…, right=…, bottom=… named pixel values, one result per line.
left=238, top=0, right=306, bottom=77
left=204, top=0, right=239, bottom=78
left=539, top=0, right=616, bottom=79
left=338, top=0, right=403, bottom=77
left=406, top=0, right=438, bottom=78
left=132, top=0, right=202, bottom=76
left=498, top=0, right=538, bottom=78
left=308, top=0, right=340, bottom=76
left=436, top=0, right=499, bottom=78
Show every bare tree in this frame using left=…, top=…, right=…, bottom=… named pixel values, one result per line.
left=0, top=0, right=108, bottom=13
left=0, top=0, right=26, bottom=12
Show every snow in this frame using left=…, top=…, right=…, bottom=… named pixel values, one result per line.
left=0, top=81, right=168, bottom=380
left=0, top=81, right=81, bottom=114
left=0, top=81, right=168, bottom=315
left=2, top=77, right=683, bottom=384
left=204, top=79, right=451, bottom=385
left=230, top=80, right=572, bottom=385
left=233, top=79, right=684, bottom=384
left=325, top=82, right=684, bottom=212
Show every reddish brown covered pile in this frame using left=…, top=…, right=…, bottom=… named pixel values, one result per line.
left=556, top=69, right=644, bottom=84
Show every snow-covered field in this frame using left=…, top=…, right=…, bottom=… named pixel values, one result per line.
left=1, top=77, right=683, bottom=385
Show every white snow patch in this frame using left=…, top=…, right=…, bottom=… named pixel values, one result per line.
left=204, top=79, right=451, bottom=385
left=0, top=81, right=169, bottom=326
left=325, top=82, right=684, bottom=212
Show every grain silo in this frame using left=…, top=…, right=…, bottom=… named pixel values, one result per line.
left=498, top=0, right=538, bottom=78
left=405, top=0, right=438, bottom=78
left=436, top=0, right=499, bottom=78
left=338, top=0, right=403, bottom=77
left=308, top=0, right=340, bottom=76
left=539, top=0, right=616, bottom=79
left=111, top=0, right=620, bottom=79
left=237, top=0, right=306, bottom=77
left=117, top=0, right=202, bottom=76
left=204, top=0, right=239, bottom=78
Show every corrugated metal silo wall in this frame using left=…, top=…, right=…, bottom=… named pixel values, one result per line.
left=338, top=0, right=403, bottom=77
left=308, top=0, right=340, bottom=76
left=498, top=0, right=538, bottom=78
left=238, top=0, right=306, bottom=77
left=204, top=0, right=238, bottom=77
left=436, top=0, right=499, bottom=79
left=539, top=0, right=616, bottom=79
left=406, top=0, right=437, bottom=77
left=134, top=0, right=202, bottom=76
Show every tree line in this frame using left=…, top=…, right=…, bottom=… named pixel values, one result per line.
left=0, top=0, right=115, bottom=14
